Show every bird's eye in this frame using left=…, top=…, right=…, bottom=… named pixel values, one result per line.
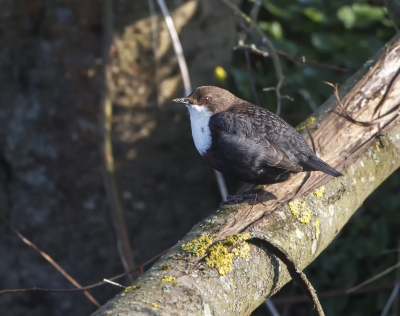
left=203, top=96, right=211, bottom=103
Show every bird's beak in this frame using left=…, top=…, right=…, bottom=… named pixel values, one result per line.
left=172, top=98, right=190, bottom=105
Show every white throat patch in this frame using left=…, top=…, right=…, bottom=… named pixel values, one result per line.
left=186, top=105, right=212, bottom=155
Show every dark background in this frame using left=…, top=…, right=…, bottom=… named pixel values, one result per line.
left=0, top=0, right=399, bottom=315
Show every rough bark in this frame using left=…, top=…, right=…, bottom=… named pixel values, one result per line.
left=92, top=34, right=400, bottom=316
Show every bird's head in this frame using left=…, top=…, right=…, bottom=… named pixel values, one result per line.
left=173, top=86, right=236, bottom=114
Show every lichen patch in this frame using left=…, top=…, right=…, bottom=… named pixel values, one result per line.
left=162, top=275, right=177, bottom=284
left=289, top=200, right=311, bottom=224
left=121, top=285, right=140, bottom=293
left=313, top=186, right=324, bottom=198
left=205, top=233, right=251, bottom=276
left=296, top=117, right=316, bottom=131
left=181, top=234, right=217, bottom=256
left=161, top=264, right=169, bottom=270
left=206, top=243, right=233, bottom=276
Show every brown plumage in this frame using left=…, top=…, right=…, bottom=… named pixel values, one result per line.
left=173, top=86, right=342, bottom=185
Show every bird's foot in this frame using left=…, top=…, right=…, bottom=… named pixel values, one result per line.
left=221, top=193, right=261, bottom=205
left=221, top=184, right=261, bottom=205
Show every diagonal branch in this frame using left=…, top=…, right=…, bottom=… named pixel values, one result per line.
left=92, top=33, right=400, bottom=316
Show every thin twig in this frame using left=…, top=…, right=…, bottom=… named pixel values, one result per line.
left=217, top=0, right=285, bottom=115
left=277, top=49, right=349, bottom=72
left=393, top=241, right=400, bottom=315
left=262, top=41, right=284, bottom=116
left=346, top=262, right=400, bottom=294
left=103, top=279, right=126, bottom=289
left=245, top=50, right=260, bottom=106
left=102, top=0, right=136, bottom=282
left=272, top=282, right=397, bottom=305
left=325, top=82, right=400, bottom=126
left=156, top=0, right=191, bottom=96
left=249, top=0, right=262, bottom=21
left=0, top=247, right=171, bottom=295
left=157, top=0, right=228, bottom=201
left=234, top=44, right=349, bottom=72
left=3, top=218, right=101, bottom=307
left=373, top=0, right=400, bottom=15
left=242, top=0, right=261, bottom=106
left=381, top=240, right=400, bottom=316
left=381, top=283, right=400, bottom=316
left=384, top=0, right=399, bottom=32
left=305, top=125, right=316, bottom=154
left=265, top=299, right=281, bottom=316
left=250, top=235, right=325, bottom=316
left=234, top=44, right=269, bottom=57
left=148, top=0, right=162, bottom=107
left=214, top=170, right=228, bottom=201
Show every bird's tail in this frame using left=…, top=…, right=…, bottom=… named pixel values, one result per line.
left=303, top=156, right=343, bottom=177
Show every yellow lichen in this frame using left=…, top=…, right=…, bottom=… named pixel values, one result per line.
left=315, top=219, right=321, bottom=240
left=161, top=264, right=169, bottom=270
left=122, top=285, right=140, bottom=293
left=205, top=242, right=233, bottom=275
left=296, top=117, right=316, bottom=131
left=289, top=199, right=311, bottom=224
left=223, top=232, right=251, bottom=246
left=232, top=242, right=251, bottom=259
left=151, top=303, right=161, bottom=309
left=205, top=233, right=251, bottom=275
left=161, top=275, right=177, bottom=284
left=181, top=234, right=216, bottom=257
left=313, top=186, right=324, bottom=198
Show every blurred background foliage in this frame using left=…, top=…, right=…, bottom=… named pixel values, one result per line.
left=225, top=0, right=400, bottom=315
left=229, top=0, right=396, bottom=126
left=0, top=0, right=399, bottom=315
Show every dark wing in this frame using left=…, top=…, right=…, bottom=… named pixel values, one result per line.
left=212, top=102, right=342, bottom=177
left=259, top=138, right=303, bottom=172
left=209, top=110, right=303, bottom=173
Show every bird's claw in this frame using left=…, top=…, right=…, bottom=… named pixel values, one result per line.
left=221, top=193, right=260, bottom=206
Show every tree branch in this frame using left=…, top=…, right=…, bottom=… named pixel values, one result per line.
left=92, top=34, right=400, bottom=316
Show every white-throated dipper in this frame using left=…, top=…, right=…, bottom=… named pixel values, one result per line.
left=173, top=86, right=342, bottom=197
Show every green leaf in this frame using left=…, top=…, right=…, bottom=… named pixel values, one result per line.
left=303, top=7, right=326, bottom=23
left=258, top=21, right=283, bottom=39
left=311, top=32, right=345, bottom=51
left=337, top=4, right=386, bottom=29
left=262, top=0, right=293, bottom=19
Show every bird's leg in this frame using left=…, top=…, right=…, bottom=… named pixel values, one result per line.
left=221, top=171, right=292, bottom=205
left=222, top=184, right=259, bottom=205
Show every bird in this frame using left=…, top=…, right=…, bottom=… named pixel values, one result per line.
left=173, top=86, right=342, bottom=201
